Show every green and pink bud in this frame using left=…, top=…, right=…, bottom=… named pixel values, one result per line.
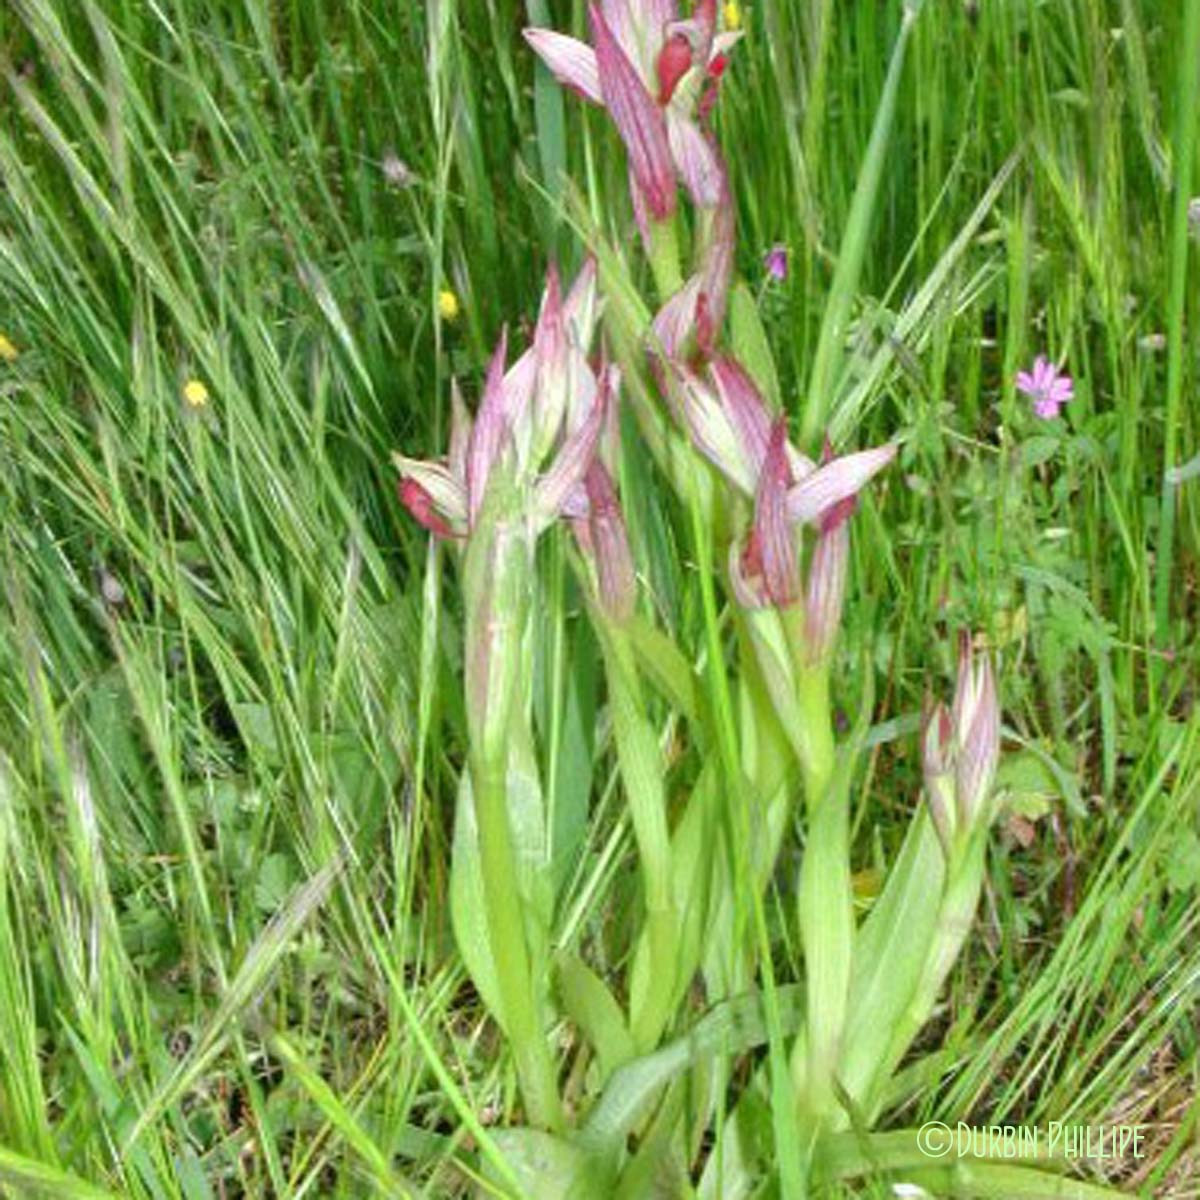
left=921, top=636, right=1001, bottom=857
left=951, top=633, right=1000, bottom=827
left=572, top=458, right=638, bottom=623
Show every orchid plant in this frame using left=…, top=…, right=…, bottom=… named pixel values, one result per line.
left=393, top=3, right=1131, bottom=1197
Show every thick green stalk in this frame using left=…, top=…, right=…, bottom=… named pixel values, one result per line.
left=796, top=769, right=853, bottom=1119
left=599, top=627, right=678, bottom=1051
left=795, top=661, right=836, bottom=808
left=791, top=663, right=851, bottom=1122
left=647, top=214, right=684, bottom=300
left=470, top=750, right=564, bottom=1132
left=1152, top=0, right=1200, bottom=657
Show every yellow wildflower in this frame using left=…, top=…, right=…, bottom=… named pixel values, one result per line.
left=0, top=334, right=19, bottom=363
left=182, top=378, right=209, bottom=408
left=723, top=1, right=742, bottom=30
left=438, top=288, right=460, bottom=321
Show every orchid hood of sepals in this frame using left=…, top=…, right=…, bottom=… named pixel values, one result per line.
left=393, top=261, right=604, bottom=542
left=804, top=496, right=853, bottom=664
left=676, top=352, right=897, bottom=517
left=524, top=2, right=743, bottom=213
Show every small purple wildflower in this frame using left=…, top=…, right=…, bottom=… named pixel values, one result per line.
left=763, top=243, right=788, bottom=282
left=1016, top=355, right=1073, bottom=419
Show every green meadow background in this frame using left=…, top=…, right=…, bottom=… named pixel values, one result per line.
left=0, top=0, right=1197, bottom=1196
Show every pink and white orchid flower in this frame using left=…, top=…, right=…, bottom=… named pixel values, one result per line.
left=524, top=1, right=742, bottom=217
left=393, top=261, right=607, bottom=541
left=671, top=355, right=896, bottom=657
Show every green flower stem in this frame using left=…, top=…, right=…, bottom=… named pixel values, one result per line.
left=598, top=625, right=678, bottom=1051
left=794, top=658, right=836, bottom=809
left=470, top=749, right=564, bottom=1133
left=647, top=214, right=684, bottom=300
left=866, top=831, right=988, bottom=1119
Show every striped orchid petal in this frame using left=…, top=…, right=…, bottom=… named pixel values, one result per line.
left=786, top=443, right=897, bottom=525
left=533, top=384, right=607, bottom=530
left=804, top=498, right=852, bottom=660
left=591, top=4, right=677, bottom=221
left=679, top=368, right=756, bottom=494
left=755, top=419, right=800, bottom=607
left=953, top=634, right=1000, bottom=826
left=698, top=175, right=735, bottom=332
left=650, top=275, right=702, bottom=363
left=665, top=108, right=725, bottom=209
left=523, top=29, right=603, bottom=104
left=709, top=355, right=771, bottom=475
left=584, top=460, right=636, bottom=620
left=532, top=266, right=568, bottom=461
left=601, top=0, right=656, bottom=83
left=467, top=329, right=511, bottom=522
left=449, top=378, right=472, bottom=485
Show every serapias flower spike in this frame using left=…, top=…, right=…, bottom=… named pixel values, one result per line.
left=394, top=261, right=603, bottom=541
left=524, top=0, right=743, bottom=213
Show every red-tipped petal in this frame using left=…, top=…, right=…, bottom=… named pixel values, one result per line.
left=656, top=32, right=693, bottom=104
left=755, top=419, right=799, bottom=607
left=591, top=4, right=677, bottom=221
left=398, top=475, right=460, bottom=540
left=523, top=29, right=603, bottom=104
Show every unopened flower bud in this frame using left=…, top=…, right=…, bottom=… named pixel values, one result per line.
left=583, top=461, right=636, bottom=622
left=922, top=701, right=957, bottom=853
left=952, top=635, right=1000, bottom=828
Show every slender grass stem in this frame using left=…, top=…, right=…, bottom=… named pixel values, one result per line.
left=1152, top=0, right=1200, bottom=659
